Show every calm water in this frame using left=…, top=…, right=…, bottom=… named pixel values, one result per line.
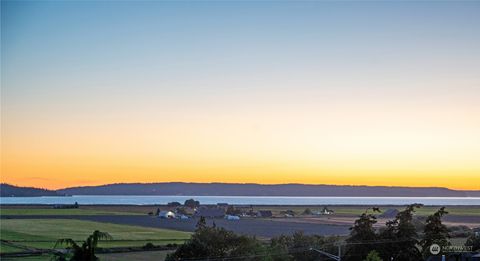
left=1, top=196, right=479, bottom=205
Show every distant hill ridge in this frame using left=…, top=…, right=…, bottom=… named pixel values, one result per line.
left=0, top=183, right=60, bottom=197
left=2, top=183, right=479, bottom=197
left=58, top=182, right=480, bottom=197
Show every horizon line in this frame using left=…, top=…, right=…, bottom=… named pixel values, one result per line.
left=3, top=182, right=479, bottom=192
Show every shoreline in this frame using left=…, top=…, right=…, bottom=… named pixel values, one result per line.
left=3, top=203, right=480, bottom=207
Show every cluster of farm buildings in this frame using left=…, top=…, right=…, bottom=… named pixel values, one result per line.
left=155, top=202, right=335, bottom=220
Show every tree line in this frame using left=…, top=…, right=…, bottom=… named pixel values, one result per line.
left=166, top=205, right=480, bottom=261
left=51, top=204, right=480, bottom=261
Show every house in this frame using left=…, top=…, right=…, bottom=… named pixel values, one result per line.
left=178, top=214, right=189, bottom=220
left=194, top=207, right=226, bottom=218
left=320, top=207, right=334, bottom=215
left=225, top=215, right=240, bottom=221
left=257, top=210, right=273, bottom=218
left=282, top=210, right=296, bottom=217
left=158, top=210, right=176, bottom=219
left=244, top=209, right=257, bottom=217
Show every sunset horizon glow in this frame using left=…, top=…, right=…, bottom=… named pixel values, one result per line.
left=2, top=1, right=479, bottom=191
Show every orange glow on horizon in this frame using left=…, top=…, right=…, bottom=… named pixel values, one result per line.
left=2, top=158, right=479, bottom=190
left=2, top=96, right=479, bottom=191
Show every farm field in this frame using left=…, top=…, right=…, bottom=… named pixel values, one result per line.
left=245, top=205, right=480, bottom=217
left=0, top=219, right=190, bottom=254
left=76, top=204, right=480, bottom=217
left=0, top=204, right=477, bottom=260
left=1, top=255, right=53, bottom=261
left=3, top=204, right=480, bottom=217
left=0, top=208, right=142, bottom=216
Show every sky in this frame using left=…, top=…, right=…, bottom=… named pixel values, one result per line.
left=1, top=1, right=479, bottom=190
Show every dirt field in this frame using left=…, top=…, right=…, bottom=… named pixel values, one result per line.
left=75, top=204, right=480, bottom=217
left=4, top=204, right=479, bottom=216
left=0, top=215, right=351, bottom=238
left=281, top=215, right=480, bottom=228
left=2, top=204, right=479, bottom=235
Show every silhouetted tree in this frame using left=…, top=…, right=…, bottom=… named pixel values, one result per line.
left=226, top=205, right=242, bottom=215
left=302, top=208, right=312, bottom=215
left=184, top=198, right=200, bottom=208
left=343, top=208, right=381, bottom=261
left=54, top=230, right=112, bottom=261
left=290, top=232, right=339, bottom=261
left=395, top=204, right=423, bottom=261
left=167, top=201, right=182, bottom=207
left=176, top=207, right=188, bottom=215
left=196, top=216, right=207, bottom=231
left=421, top=207, right=450, bottom=258
left=378, top=204, right=423, bottom=261
left=465, top=231, right=480, bottom=251
left=377, top=218, right=397, bottom=260
left=165, top=223, right=265, bottom=261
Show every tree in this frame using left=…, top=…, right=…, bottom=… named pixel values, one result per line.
left=290, top=232, right=339, bottom=261
left=394, top=204, right=423, bottom=261
left=55, top=230, right=112, bottom=261
left=378, top=204, right=423, bottom=261
left=302, top=208, right=312, bottom=215
left=267, top=232, right=341, bottom=261
left=465, top=231, right=480, bottom=251
left=226, top=205, right=242, bottom=215
left=176, top=207, right=188, bottom=215
left=377, top=217, right=399, bottom=260
left=421, top=207, right=450, bottom=258
left=343, top=208, right=380, bottom=261
left=364, top=250, right=383, bottom=261
left=268, top=235, right=292, bottom=261
left=167, top=201, right=182, bottom=207
left=195, top=216, right=207, bottom=231
left=165, top=222, right=265, bottom=261
left=184, top=198, right=200, bottom=208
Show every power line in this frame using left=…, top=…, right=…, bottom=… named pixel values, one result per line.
left=176, top=238, right=421, bottom=261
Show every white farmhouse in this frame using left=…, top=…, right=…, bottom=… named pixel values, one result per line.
left=158, top=210, right=176, bottom=219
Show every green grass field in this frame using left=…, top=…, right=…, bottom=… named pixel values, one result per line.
left=0, top=208, right=142, bottom=216
left=0, top=219, right=190, bottom=254
left=0, top=242, right=26, bottom=253
left=0, top=250, right=174, bottom=261
left=1, top=255, right=54, bottom=261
